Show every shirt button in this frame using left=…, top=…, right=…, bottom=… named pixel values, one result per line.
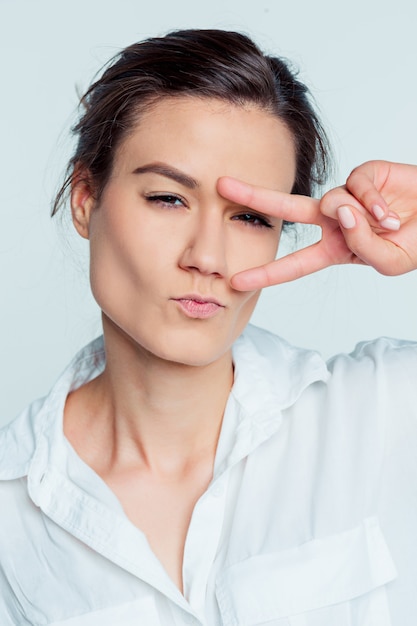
left=211, top=483, right=223, bottom=497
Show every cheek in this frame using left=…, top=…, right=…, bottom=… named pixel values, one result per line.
left=229, top=290, right=262, bottom=339
left=87, top=212, right=155, bottom=307
left=228, top=228, right=281, bottom=275
left=237, top=290, right=261, bottom=316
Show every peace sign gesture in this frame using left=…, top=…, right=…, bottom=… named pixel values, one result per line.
left=218, top=161, right=417, bottom=290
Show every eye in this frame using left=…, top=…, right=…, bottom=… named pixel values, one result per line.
left=145, top=193, right=186, bottom=208
left=232, top=212, right=273, bottom=229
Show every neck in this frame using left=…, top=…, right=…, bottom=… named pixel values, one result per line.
left=67, top=315, right=234, bottom=477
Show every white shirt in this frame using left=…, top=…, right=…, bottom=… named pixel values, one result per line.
left=1, top=325, right=417, bottom=626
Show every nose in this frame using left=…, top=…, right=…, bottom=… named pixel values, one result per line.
left=179, top=209, right=227, bottom=277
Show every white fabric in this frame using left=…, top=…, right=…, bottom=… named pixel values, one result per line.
left=1, top=324, right=417, bottom=625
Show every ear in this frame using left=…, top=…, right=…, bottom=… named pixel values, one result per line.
left=70, top=170, right=96, bottom=240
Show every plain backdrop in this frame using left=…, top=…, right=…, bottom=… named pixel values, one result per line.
left=1, top=0, right=416, bottom=426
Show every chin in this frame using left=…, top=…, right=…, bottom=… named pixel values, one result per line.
left=154, top=341, right=232, bottom=368
left=103, top=311, right=246, bottom=368
left=138, top=327, right=237, bottom=368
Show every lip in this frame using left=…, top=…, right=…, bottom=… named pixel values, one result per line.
left=172, top=294, right=225, bottom=319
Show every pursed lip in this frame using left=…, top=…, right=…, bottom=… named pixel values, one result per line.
left=173, top=293, right=225, bottom=307
left=172, top=294, right=225, bottom=319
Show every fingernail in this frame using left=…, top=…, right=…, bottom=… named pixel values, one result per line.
left=372, top=204, right=385, bottom=220
left=337, top=205, right=356, bottom=229
left=380, top=216, right=400, bottom=231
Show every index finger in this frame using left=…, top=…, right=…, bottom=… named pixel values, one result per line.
left=217, top=176, right=321, bottom=224
left=230, top=241, right=334, bottom=290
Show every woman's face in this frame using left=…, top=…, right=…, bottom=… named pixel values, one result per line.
left=72, top=97, right=296, bottom=366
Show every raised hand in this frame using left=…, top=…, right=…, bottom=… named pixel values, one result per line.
left=218, top=161, right=417, bottom=290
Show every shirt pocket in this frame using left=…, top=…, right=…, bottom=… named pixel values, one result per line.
left=48, top=594, right=161, bottom=626
left=215, top=516, right=397, bottom=626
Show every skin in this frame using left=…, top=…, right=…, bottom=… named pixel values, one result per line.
left=66, top=96, right=296, bottom=591
left=218, top=161, right=417, bottom=289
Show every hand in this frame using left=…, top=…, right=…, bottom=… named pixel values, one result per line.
left=218, top=161, right=417, bottom=290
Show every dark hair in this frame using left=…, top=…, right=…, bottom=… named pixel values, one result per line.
left=52, top=29, right=330, bottom=216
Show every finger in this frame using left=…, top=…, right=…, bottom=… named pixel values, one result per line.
left=336, top=204, right=403, bottom=272
left=218, top=176, right=321, bottom=224
left=321, top=180, right=400, bottom=232
left=320, top=186, right=369, bottom=219
left=230, top=240, right=342, bottom=290
left=346, top=161, right=400, bottom=227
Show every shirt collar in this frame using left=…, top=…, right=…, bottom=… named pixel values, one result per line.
left=0, top=325, right=328, bottom=481
left=212, top=325, right=328, bottom=475
left=232, top=324, right=328, bottom=414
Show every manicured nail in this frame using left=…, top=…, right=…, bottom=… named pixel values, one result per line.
left=337, top=205, right=356, bottom=229
left=380, top=216, right=400, bottom=231
left=372, top=204, right=385, bottom=220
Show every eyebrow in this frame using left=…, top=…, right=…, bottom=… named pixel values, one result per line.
left=132, top=163, right=199, bottom=189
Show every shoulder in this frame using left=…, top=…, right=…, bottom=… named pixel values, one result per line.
left=237, top=326, right=417, bottom=414
left=0, top=335, right=106, bottom=480
left=330, top=335, right=417, bottom=364
left=326, top=336, right=417, bottom=391
left=290, top=336, right=417, bottom=465
left=0, top=397, right=44, bottom=479
left=243, top=325, right=417, bottom=385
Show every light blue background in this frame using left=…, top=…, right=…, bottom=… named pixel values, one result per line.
left=1, top=0, right=416, bottom=425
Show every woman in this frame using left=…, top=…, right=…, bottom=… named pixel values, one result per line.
left=1, top=29, right=416, bottom=625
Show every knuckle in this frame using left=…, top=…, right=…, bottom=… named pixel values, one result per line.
left=320, top=186, right=347, bottom=215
